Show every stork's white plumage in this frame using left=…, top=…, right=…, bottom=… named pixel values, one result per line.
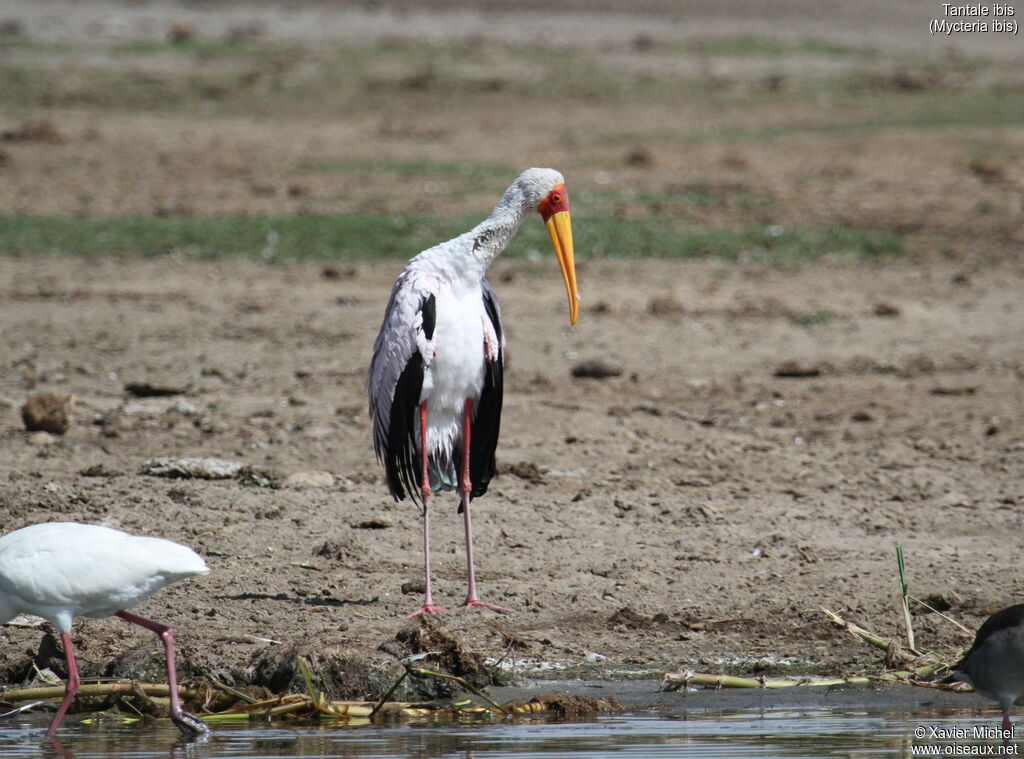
left=369, top=168, right=578, bottom=616
left=0, top=522, right=210, bottom=736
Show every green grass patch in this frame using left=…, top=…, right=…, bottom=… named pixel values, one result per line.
left=0, top=214, right=441, bottom=261
left=789, top=310, right=840, bottom=327
left=0, top=213, right=903, bottom=262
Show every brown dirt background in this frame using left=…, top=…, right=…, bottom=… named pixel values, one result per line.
left=1, top=0, right=1023, bottom=702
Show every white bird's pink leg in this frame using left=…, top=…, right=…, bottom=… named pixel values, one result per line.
left=409, top=402, right=446, bottom=616
left=460, top=399, right=507, bottom=612
left=115, top=611, right=208, bottom=735
left=47, top=633, right=80, bottom=737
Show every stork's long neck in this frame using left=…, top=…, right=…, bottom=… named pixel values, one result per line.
left=414, top=181, right=531, bottom=286
left=462, top=183, right=531, bottom=281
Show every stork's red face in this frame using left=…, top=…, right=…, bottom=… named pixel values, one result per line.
left=537, top=183, right=579, bottom=325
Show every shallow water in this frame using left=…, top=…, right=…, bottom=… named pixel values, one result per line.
left=1, top=708, right=1019, bottom=759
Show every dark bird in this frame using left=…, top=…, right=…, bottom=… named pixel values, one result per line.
left=952, top=603, right=1024, bottom=737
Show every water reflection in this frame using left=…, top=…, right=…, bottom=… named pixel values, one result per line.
left=1, top=708, right=1019, bottom=758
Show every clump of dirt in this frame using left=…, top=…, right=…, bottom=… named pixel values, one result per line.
left=250, top=639, right=393, bottom=700
left=571, top=359, right=623, bottom=379
left=21, top=392, right=74, bottom=434
left=506, top=692, right=622, bottom=716
left=2, top=118, right=62, bottom=143
left=395, top=617, right=491, bottom=688
left=647, top=294, right=686, bottom=315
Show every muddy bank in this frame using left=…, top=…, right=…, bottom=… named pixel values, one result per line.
left=1, top=256, right=1021, bottom=706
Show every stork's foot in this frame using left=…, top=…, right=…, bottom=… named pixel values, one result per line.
left=461, top=598, right=510, bottom=614
left=171, top=708, right=210, bottom=737
left=408, top=603, right=448, bottom=617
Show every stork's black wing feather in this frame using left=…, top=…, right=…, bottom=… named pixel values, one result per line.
left=384, top=351, right=424, bottom=504
left=463, top=280, right=504, bottom=508
left=369, top=272, right=437, bottom=506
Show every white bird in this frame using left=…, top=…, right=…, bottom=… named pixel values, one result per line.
left=368, top=167, right=578, bottom=616
left=0, top=522, right=210, bottom=736
left=952, top=603, right=1024, bottom=738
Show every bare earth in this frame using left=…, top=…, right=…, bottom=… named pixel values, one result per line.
left=2, top=254, right=1022, bottom=697
left=1, top=0, right=1023, bottom=706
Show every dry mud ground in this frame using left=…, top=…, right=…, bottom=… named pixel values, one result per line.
left=1, top=255, right=1022, bottom=700
left=0, top=0, right=1023, bottom=708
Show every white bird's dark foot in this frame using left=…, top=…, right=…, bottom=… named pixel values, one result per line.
left=170, top=708, right=209, bottom=736
left=461, top=599, right=510, bottom=613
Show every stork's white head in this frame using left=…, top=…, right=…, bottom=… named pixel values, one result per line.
left=513, top=168, right=566, bottom=209
left=508, top=167, right=578, bottom=325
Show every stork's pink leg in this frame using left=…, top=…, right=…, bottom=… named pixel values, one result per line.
left=460, top=399, right=508, bottom=612
left=46, top=633, right=80, bottom=737
left=115, top=611, right=208, bottom=735
left=409, top=402, right=446, bottom=616
left=1003, top=712, right=1013, bottom=745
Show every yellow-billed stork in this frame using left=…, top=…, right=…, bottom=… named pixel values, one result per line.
left=368, top=168, right=578, bottom=616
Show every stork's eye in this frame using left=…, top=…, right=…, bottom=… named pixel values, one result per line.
left=551, top=193, right=561, bottom=204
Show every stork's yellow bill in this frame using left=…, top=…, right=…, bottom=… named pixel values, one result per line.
left=538, top=183, right=579, bottom=325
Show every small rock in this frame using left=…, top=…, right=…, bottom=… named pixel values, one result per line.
left=124, top=380, right=189, bottom=397
left=26, top=431, right=57, bottom=446
left=21, top=393, right=74, bottom=434
left=168, top=21, right=196, bottom=43
left=969, top=158, right=1003, bottom=183
left=225, top=21, right=264, bottom=42
left=2, top=118, right=62, bottom=144
left=872, top=302, right=900, bottom=318
left=930, top=386, right=978, bottom=397
left=284, top=471, right=335, bottom=489
left=572, top=359, right=623, bottom=380
left=632, top=32, right=655, bottom=51
left=920, top=591, right=961, bottom=612
left=773, top=360, right=830, bottom=379
left=79, top=463, right=121, bottom=478
left=503, top=461, right=546, bottom=485
left=850, top=410, right=874, bottom=423
left=314, top=536, right=359, bottom=561
left=647, top=294, right=685, bottom=315
left=401, top=580, right=426, bottom=595
left=320, top=264, right=356, bottom=280
left=625, top=147, right=654, bottom=167
left=607, top=607, right=651, bottom=630
left=140, top=456, right=245, bottom=479
left=351, top=518, right=393, bottom=530
left=0, top=19, right=24, bottom=36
